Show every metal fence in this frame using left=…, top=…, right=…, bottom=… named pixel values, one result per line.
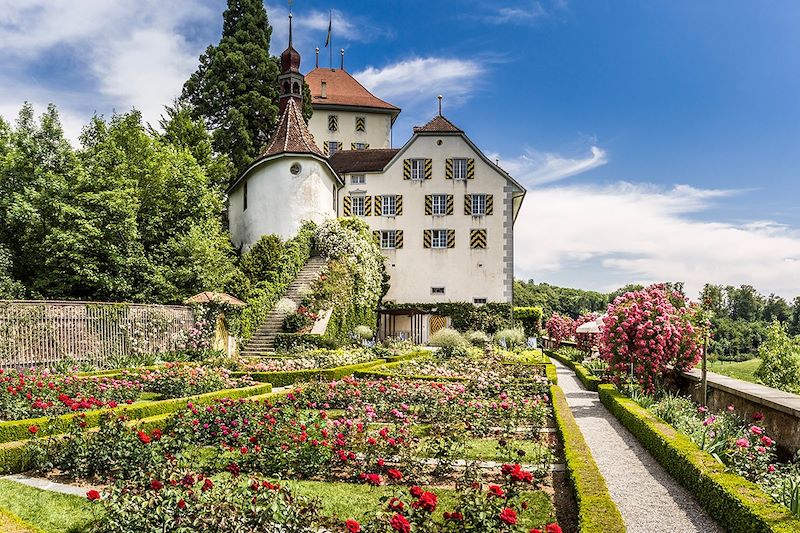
left=0, top=300, right=194, bottom=368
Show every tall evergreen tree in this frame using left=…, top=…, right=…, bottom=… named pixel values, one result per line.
left=182, top=0, right=312, bottom=178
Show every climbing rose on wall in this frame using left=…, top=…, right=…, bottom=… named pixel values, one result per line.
left=545, top=313, right=574, bottom=347
left=600, top=284, right=702, bottom=393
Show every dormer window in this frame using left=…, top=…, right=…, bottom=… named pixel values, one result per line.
left=328, top=141, right=340, bottom=155
left=351, top=174, right=366, bottom=185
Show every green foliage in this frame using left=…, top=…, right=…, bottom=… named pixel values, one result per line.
left=465, top=330, right=490, bottom=347
left=0, top=103, right=237, bottom=303
left=755, top=321, right=800, bottom=392
left=599, top=384, right=800, bottom=533
left=233, top=223, right=315, bottom=342
left=513, top=306, right=543, bottom=336
left=0, top=244, right=24, bottom=298
left=550, top=385, right=624, bottom=532
left=282, top=311, right=311, bottom=333
left=383, top=302, right=512, bottom=334
left=181, top=0, right=313, bottom=176
left=514, top=280, right=609, bottom=319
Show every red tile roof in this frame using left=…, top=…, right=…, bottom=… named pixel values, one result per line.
left=329, top=148, right=400, bottom=173
left=306, top=68, right=400, bottom=112
left=261, top=98, right=323, bottom=157
left=413, top=115, right=463, bottom=133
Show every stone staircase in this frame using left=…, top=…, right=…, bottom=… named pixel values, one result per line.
left=241, top=256, right=327, bottom=356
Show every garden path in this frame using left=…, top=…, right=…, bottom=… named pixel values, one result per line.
left=552, top=360, right=722, bottom=533
left=3, top=474, right=97, bottom=497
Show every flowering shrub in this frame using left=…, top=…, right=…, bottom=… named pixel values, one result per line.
left=427, top=329, right=468, bottom=357
left=600, top=284, right=702, bottom=393
left=545, top=314, right=573, bottom=348
left=125, top=363, right=251, bottom=398
left=233, top=349, right=378, bottom=372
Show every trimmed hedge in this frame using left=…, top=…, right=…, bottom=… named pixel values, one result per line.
left=383, top=349, right=432, bottom=363
left=546, top=350, right=600, bottom=391
left=545, top=363, right=558, bottom=385
left=599, top=384, right=800, bottom=533
left=233, top=360, right=387, bottom=387
left=550, top=385, right=624, bottom=532
left=0, top=382, right=272, bottom=445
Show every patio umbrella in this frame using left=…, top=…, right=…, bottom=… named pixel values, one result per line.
left=575, top=315, right=606, bottom=334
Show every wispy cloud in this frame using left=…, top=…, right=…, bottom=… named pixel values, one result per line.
left=493, top=146, right=608, bottom=185
left=515, top=182, right=800, bottom=298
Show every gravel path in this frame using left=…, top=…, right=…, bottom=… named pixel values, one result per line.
left=3, top=474, right=98, bottom=497
left=553, top=360, right=722, bottom=533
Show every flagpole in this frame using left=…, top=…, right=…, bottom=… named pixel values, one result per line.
left=329, top=10, right=333, bottom=69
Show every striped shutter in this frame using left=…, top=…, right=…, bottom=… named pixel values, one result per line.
left=351, top=142, right=357, bottom=150
left=447, top=229, right=456, bottom=248
left=343, top=196, right=352, bottom=216
left=336, top=142, right=343, bottom=152
left=424, top=158, right=433, bottom=179
left=395, top=195, right=403, bottom=215
left=403, top=159, right=412, bottom=180
left=445, top=158, right=453, bottom=179
left=355, top=116, right=366, bottom=132
left=364, top=196, right=373, bottom=216
left=423, top=230, right=432, bottom=249
left=373, top=230, right=381, bottom=242
left=395, top=230, right=404, bottom=248
left=486, top=194, right=494, bottom=215
left=446, top=195, right=454, bottom=215
left=323, top=143, right=329, bottom=156
left=467, top=158, right=476, bottom=179
left=328, top=115, right=338, bottom=131
left=464, top=194, right=472, bottom=215
left=470, top=229, right=487, bottom=249
left=424, top=195, right=433, bottom=215
left=374, top=195, right=383, bottom=215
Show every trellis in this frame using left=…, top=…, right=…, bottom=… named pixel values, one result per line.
left=0, top=300, right=194, bottom=369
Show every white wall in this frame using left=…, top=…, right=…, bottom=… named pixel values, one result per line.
left=308, top=108, right=392, bottom=151
left=229, top=156, right=338, bottom=250
left=338, top=134, right=519, bottom=304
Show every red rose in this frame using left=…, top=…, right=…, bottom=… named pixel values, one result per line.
left=86, top=490, right=101, bottom=501
left=390, top=514, right=411, bottom=533
left=137, top=431, right=151, bottom=444
left=150, top=479, right=163, bottom=490
left=546, top=524, right=563, bottom=533
left=388, top=497, right=404, bottom=511
left=387, top=468, right=403, bottom=480
left=499, top=508, right=517, bottom=525
left=345, top=519, right=361, bottom=533
left=28, top=426, right=38, bottom=434
left=202, top=478, right=214, bottom=492
left=409, top=485, right=423, bottom=498
left=177, top=498, right=186, bottom=509
left=488, top=484, right=505, bottom=497
left=412, top=491, right=437, bottom=512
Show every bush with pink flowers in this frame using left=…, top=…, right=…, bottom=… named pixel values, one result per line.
left=600, top=284, right=702, bottom=393
left=545, top=314, right=573, bottom=348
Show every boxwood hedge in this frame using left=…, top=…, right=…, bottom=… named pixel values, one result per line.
left=599, top=384, right=800, bottom=533
left=550, top=384, right=624, bottom=532
left=233, top=360, right=387, bottom=387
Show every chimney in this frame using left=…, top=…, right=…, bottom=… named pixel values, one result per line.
left=315, top=47, right=319, bottom=68
left=321, top=81, right=327, bottom=99
left=340, top=48, right=345, bottom=70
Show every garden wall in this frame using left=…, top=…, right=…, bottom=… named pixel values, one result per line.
left=680, top=368, right=800, bottom=455
left=0, top=300, right=193, bottom=368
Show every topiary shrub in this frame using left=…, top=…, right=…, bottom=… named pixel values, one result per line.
left=465, top=330, right=490, bottom=347
left=513, top=307, right=543, bottom=337
left=354, top=325, right=374, bottom=341
left=428, top=328, right=468, bottom=357
left=494, top=327, right=526, bottom=348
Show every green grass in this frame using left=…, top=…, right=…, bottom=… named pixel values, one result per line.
left=707, top=358, right=761, bottom=383
left=280, top=479, right=555, bottom=526
left=0, top=480, right=94, bottom=533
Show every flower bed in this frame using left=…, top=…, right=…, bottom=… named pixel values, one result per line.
left=599, top=384, right=800, bottom=533
left=14, top=353, right=577, bottom=532
left=233, top=349, right=379, bottom=372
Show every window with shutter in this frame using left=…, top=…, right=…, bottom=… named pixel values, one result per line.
left=395, top=229, right=404, bottom=248
left=410, top=159, right=426, bottom=180
left=380, top=230, right=397, bottom=249
left=431, top=194, right=447, bottom=216
left=343, top=196, right=352, bottom=216
left=424, top=158, right=433, bottom=179
left=471, top=194, right=487, bottom=216
left=467, top=158, right=475, bottom=179
left=431, top=229, right=447, bottom=248
left=351, top=196, right=365, bottom=216
left=464, top=194, right=472, bottom=215
left=364, top=196, right=373, bottom=216
left=381, top=195, right=396, bottom=216
left=395, top=195, right=403, bottom=215
left=447, top=229, right=456, bottom=248
left=452, top=158, right=468, bottom=180
left=486, top=194, right=494, bottom=215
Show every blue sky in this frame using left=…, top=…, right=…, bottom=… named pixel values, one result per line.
left=2, top=1, right=799, bottom=299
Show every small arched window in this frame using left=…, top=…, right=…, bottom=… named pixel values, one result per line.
left=292, top=82, right=300, bottom=94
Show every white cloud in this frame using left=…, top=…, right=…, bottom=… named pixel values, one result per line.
left=515, top=182, right=800, bottom=299
left=356, top=57, right=484, bottom=105
left=0, top=1, right=213, bottom=142
left=494, top=145, right=608, bottom=185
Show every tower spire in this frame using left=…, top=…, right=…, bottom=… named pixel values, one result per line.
left=278, top=11, right=303, bottom=113
left=288, top=13, right=293, bottom=47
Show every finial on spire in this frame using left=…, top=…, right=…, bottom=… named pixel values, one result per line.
left=437, top=95, right=443, bottom=116
left=340, top=48, right=345, bottom=70
left=315, top=47, right=319, bottom=68
left=288, top=13, right=293, bottom=47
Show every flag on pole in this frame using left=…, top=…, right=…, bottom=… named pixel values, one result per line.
left=325, top=11, right=332, bottom=47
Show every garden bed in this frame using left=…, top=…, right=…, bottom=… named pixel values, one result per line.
left=0, top=350, right=580, bottom=532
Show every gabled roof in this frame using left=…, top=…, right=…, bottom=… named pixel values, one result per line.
left=412, top=114, right=463, bottom=134
left=261, top=98, right=323, bottom=157
left=329, top=148, right=400, bottom=174
left=306, top=68, right=400, bottom=113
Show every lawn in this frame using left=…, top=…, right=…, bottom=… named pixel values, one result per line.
left=707, top=358, right=761, bottom=383
left=0, top=480, right=93, bottom=533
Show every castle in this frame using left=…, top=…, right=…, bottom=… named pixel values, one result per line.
left=227, top=15, right=526, bottom=341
